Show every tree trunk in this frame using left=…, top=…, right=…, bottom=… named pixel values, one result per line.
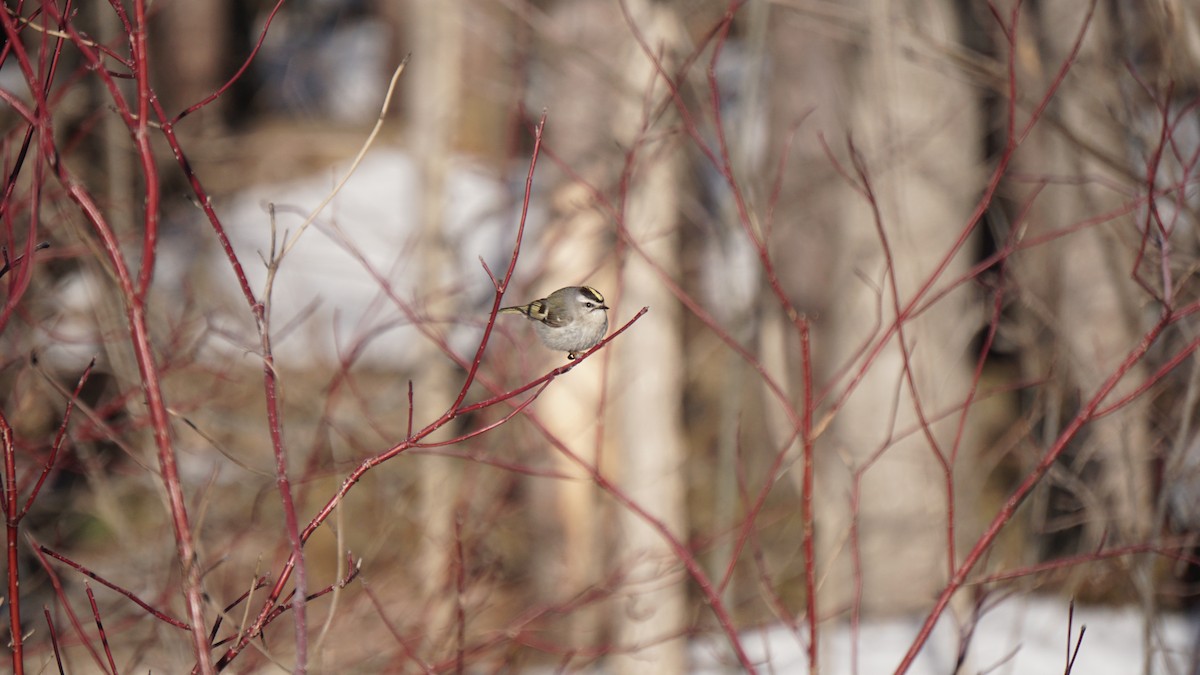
left=609, top=3, right=689, bottom=673
left=768, top=0, right=983, bottom=619
left=407, top=0, right=465, bottom=650
left=1005, top=0, right=1154, bottom=557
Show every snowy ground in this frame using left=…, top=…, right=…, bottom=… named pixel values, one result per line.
left=690, top=596, right=1196, bottom=674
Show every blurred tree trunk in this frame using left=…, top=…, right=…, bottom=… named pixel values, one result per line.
left=406, top=0, right=464, bottom=650
left=768, top=0, right=983, bottom=618
left=403, top=0, right=523, bottom=656
left=154, top=0, right=228, bottom=129
left=534, top=1, right=688, bottom=670
left=1004, top=0, right=1154, bottom=557
left=529, top=0, right=625, bottom=652
left=609, top=3, right=688, bottom=673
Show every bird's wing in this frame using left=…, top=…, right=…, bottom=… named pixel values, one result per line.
left=538, top=301, right=571, bottom=327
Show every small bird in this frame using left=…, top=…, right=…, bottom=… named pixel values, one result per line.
left=499, top=286, right=609, bottom=359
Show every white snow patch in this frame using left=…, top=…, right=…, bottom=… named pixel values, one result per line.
left=689, top=596, right=1195, bottom=674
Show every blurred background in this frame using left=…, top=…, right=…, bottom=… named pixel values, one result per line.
left=4, top=0, right=1200, bottom=672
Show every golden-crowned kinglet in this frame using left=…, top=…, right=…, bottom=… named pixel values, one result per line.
left=499, top=286, right=609, bottom=359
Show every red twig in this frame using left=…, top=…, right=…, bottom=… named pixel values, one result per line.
left=1129, top=81, right=1174, bottom=305
left=171, top=0, right=287, bottom=123
left=973, top=542, right=1200, bottom=585
left=1, top=410, right=21, bottom=673
left=256, top=207, right=310, bottom=672
left=29, top=536, right=110, bottom=672
left=44, top=608, right=65, bottom=675
left=361, top=577, right=435, bottom=673
left=1063, top=600, right=1086, bottom=674
left=207, top=576, right=269, bottom=648
left=20, top=359, right=93, bottom=518
left=86, top=583, right=119, bottom=675
left=454, top=509, right=467, bottom=675
left=38, top=546, right=190, bottom=630
left=218, top=560, right=360, bottom=650
left=458, top=112, right=548, bottom=411
left=844, top=139, right=957, bottom=575
left=799, top=313, right=817, bottom=668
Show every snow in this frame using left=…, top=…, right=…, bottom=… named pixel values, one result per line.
left=690, top=596, right=1195, bottom=674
